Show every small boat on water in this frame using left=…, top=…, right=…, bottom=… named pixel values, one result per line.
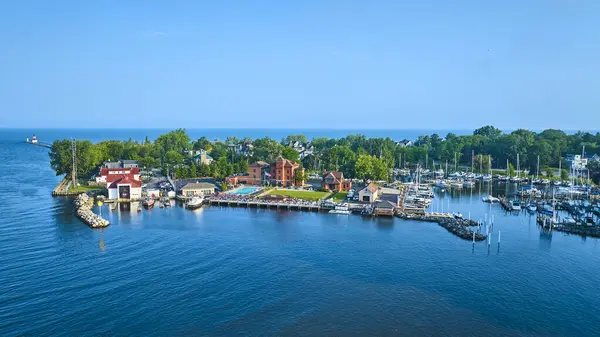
left=511, top=200, right=522, bottom=211
left=563, top=216, right=576, bottom=225
left=143, top=197, right=155, bottom=209
left=452, top=212, right=463, bottom=219
left=482, top=195, right=499, bottom=203
left=186, top=196, right=205, bottom=209
left=527, top=203, right=537, bottom=212
left=463, top=181, right=475, bottom=188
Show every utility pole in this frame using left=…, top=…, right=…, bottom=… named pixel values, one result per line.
left=71, top=139, right=77, bottom=186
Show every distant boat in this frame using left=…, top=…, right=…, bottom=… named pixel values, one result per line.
left=511, top=200, right=522, bottom=211
left=482, top=196, right=499, bottom=203
left=528, top=204, right=537, bottom=212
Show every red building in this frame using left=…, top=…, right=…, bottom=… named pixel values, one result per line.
left=96, top=167, right=141, bottom=187
left=321, top=171, right=352, bottom=191
left=270, top=157, right=304, bottom=187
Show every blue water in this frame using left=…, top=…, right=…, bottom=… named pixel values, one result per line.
left=2, top=130, right=600, bottom=336
left=226, top=186, right=262, bottom=195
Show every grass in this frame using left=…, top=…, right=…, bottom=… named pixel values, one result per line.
left=331, top=192, right=348, bottom=203
left=267, top=189, right=330, bottom=201
left=69, top=185, right=105, bottom=192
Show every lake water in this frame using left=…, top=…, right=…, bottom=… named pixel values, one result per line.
left=1, top=131, right=600, bottom=336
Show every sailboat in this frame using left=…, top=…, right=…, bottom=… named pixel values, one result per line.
left=482, top=155, right=499, bottom=203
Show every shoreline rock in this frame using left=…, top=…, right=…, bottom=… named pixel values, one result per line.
left=397, top=212, right=486, bottom=241
left=74, top=194, right=110, bottom=228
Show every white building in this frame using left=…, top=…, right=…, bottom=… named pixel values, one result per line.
left=566, top=154, right=588, bottom=170
left=181, top=182, right=216, bottom=197
left=358, top=183, right=380, bottom=203
left=108, top=176, right=142, bottom=200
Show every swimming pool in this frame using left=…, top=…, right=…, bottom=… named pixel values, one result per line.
left=226, top=186, right=261, bottom=195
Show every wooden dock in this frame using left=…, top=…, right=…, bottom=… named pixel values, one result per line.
left=208, top=198, right=322, bottom=212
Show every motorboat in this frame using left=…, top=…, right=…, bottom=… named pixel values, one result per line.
left=452, top=212, right=463, bottom=219
left=563, top=216, right=576, bottom=225
left=482, top=174, right=492, bottom=181
left=527, top=203, right=537, bottom=212
left=186, top=196, right=205, bottom=209
left=482, top=195, right=499, bottom=203
left=511, top=200, right=522, bottom=211
left=329, top=204, right=350, bottom=215
left=143, top=197, right=155, bottom=209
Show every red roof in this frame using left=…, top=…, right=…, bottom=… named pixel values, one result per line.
left=108, top=176, right=142, bottom=188
left=324, top=171, right=344, bottom=183
left=100, top=167, right=140, bottom=175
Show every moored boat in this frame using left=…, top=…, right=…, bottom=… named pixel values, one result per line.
left=143, top=197, right=155, bottom=209
left=186, top=196, right=205, bottom=209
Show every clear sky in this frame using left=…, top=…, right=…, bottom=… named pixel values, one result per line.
left=1, top=1, right=599, bottom=129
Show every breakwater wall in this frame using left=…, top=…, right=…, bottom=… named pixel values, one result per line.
left=554, top=224, right=600, bottom=238
left=397, top=212, right=486, bottom=241
left=74, top=194, right=110, bottom=228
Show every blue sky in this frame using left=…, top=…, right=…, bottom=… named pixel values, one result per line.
left=1, top=1, right=599, bottom=129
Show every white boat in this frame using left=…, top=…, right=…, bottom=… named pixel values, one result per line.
left=482, top=196, right=499, bottom=203
left=511, top=200, right=522, bottom=211
left=167, top=190, right=176, bottom=199
left=463, top=181, right=475, bottom=188
left=528, top=204, right=537, bottom=212
left=563, top=216, right=576, bottom=225
left=482, top=174, right=492, bottom=181
left=186, top=196, right=205, bottom=209
left=329, top=205, right=350, bottom=215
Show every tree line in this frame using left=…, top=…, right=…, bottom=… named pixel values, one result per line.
left=49, top=126, right=600, bottom=184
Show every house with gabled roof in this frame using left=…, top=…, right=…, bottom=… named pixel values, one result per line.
left=321, top=171, right=352, bottom=192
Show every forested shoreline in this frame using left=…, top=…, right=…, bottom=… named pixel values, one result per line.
left=48, top=126, right=600, bottom=183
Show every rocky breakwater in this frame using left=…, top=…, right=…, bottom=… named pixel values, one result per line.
left=397, top=212, right=486, bottom=241
left=554, top=224, right=600, bottom=238
left=74, top=194, right=110, bottom=228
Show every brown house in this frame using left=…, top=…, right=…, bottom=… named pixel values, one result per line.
left=321, top=171, right=352, bottom=192
left=270, top=157, right=304, bottom=187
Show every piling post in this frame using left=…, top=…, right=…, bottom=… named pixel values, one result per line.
left=472, top=232, right=475, bottom=243
left=498, top=231, right=501, bottom=244
left=488, top=233, right=492, bottom=246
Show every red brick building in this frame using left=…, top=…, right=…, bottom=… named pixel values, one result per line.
left=270, top=157, right=304, bottom=187
left=321, top=171, right=352, bottom=192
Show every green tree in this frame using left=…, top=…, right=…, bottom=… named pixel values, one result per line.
left=508, top=163, right=515, bottom=177
left=561, top=168, right=569, bottom=181
left=155, top=129, right=191, bottom=155
left=190, top=163, right=198, bottom=178
left=355, top=154, right=374, bottom=182
left=473, top=125, right=502, bottom=138
left=281, top=147, right=300, bottom=162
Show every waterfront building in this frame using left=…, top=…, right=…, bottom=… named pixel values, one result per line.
left=181, top=182, right=216, bottom=197
left=373, top=200, right=396, bottom=216
left=321, top=171, right=352, bottom=192
left=102, top=160, right=139, bottom=169
left=226, top=158, right=303, bottom=187
left=96, top=167, right=141, bottom=186
left=396, top=139, right=413, bottom=147
left=358, top=183, right=380, bottom=202
left=270, top=157, right=304, bottom=187
left=108, top=176, right=142, bottom=200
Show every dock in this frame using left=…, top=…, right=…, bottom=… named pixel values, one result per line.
left=208, top=198, right=321, bottom=212
left=25, top=140, right=51, bottom=149
left=396, top=212, right=486, bottom=241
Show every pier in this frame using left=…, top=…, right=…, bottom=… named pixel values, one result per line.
left=208, top=197, right=321, bottom=212
left=74, top=194, right=109, bottom=228
left=52, top=176, right=84, bottom=196
left=25, top=139, right=51, bottom=149
left=396, top=212, right=486, bottom=241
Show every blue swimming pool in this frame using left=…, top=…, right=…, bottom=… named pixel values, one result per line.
left=226, top=186, right=261, bottom=195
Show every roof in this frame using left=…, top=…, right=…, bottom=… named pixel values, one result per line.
left=250, top=161, right=269, bottom=167
left=323, top=171, right=343, bottom=183
left=374, top=200, right=396, bottom=209
left=275, top=156, right=297, bottom=167
left=122, top=160, right=138, bottom=164
left=108, top=176, right=142, bottom=188
left=181, top=182, right=216, bottom=190
left=363, top=182, right=379, bottom=193
left=100, top=167, right=140, bottom=176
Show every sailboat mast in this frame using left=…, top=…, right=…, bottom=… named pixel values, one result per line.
left=536, top=155, right=540, bottom=181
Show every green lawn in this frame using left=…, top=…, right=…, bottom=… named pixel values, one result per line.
left=331, top=192, right=348, bottom=203
left=68, top=185, right=105, bottom=192
left=267, top=189, right=330, bottom=201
